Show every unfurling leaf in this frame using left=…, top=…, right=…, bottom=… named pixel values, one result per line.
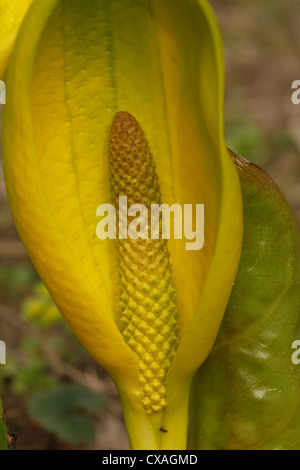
left=190, top=151, right=300, bottom=450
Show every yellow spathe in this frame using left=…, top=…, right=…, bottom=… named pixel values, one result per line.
left=0, top=0, right=33, bottom=79
left=1, top=0, right=243, bottom=449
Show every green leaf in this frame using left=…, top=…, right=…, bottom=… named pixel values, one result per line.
left=0, top=263, right=36, bottom=297
left=21, top=281, right=63, bottom=327
left=189, top=151, right=300, bottom=450
left=26, top=384, right=107, bottom=447
left=0, top=399, right=8, bottom=450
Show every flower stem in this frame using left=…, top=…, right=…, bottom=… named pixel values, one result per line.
left=115, top=377, right=192, bottom=450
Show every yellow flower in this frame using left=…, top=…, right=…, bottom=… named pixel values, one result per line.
left=0, top=0, right=33, bottom=79
left=1, top=0, right=243, bottom=449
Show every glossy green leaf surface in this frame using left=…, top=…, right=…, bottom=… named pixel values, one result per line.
left=0, top=399, right=7, bottom=450
left=189, top=151, right=300, bottom=450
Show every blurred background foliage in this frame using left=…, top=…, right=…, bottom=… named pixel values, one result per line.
left=0, top=0, right=299, bottom=450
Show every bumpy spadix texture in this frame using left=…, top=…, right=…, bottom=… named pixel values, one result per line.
left=109, top=112, right=179, bottom=414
